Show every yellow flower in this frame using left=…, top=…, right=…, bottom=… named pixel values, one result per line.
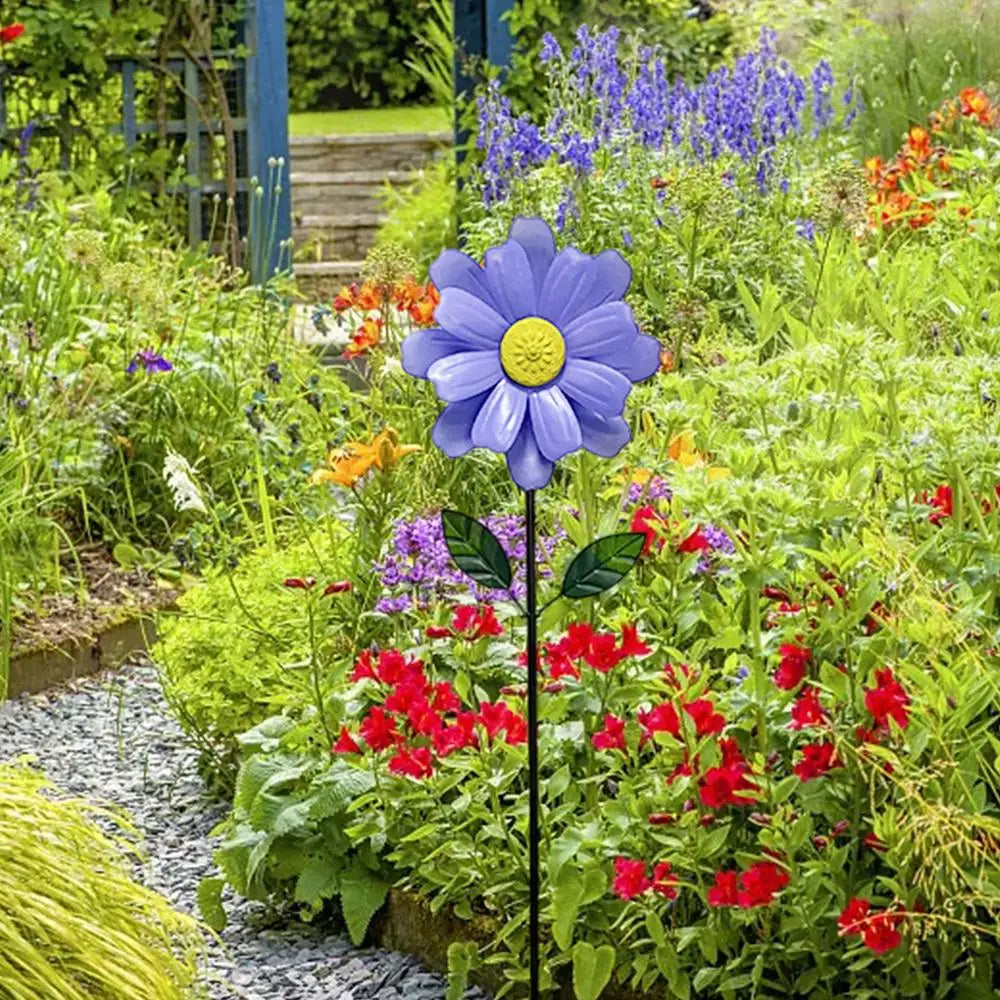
left=309, top=427, right=420, bottom=489
left=668, top=432, right=730, bottom=480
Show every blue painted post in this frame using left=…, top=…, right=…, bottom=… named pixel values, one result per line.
left=453, top=0, right=514, bottom=164
left=245, top=0, right=292, bottom=284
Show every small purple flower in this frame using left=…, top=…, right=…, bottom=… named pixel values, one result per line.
left=539, top=32, right=561, bottom=64
left=695, top=523, right=736, bottom=573
left=401, top=217, right=661, bottom=491
left=794, top=218, right=816, bottom=242
left=126, top=349, right=173, bottom=375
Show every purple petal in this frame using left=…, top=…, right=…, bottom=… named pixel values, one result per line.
left=427, top=351, right=502, bottom=402
left=430, top=249, right=500, bottom=311
left=435, top=288, right=508, bottom=348
left=509, top=217, right=556, bottom=302
left=562, top=302, right=639, bottom=357
left=401, top=328, right=468, bottom=379
left=558, top=358, right=632, bottom=416
left=433, top=392, right=490, bottom=457
left=529, top=386, right=582, bottom=462
left=126, top=359, right=138, bottom=375
left=589, top=331, right=661, bottom=382
left=483, top=239, right=536, bottom=321
left=471, top=379, right=528, bottom=452
left=574, top=405, right=632, bottom=458
left=535, top=248, right=595, bottom=328
left=152, top=357, right=173, bottom=372
left=506, top=418, right=555, bottom=491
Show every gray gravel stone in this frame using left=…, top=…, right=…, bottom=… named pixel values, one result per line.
left=0, top=661, right=486, bottom=1000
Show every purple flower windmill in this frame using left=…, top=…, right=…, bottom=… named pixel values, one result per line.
left=401, top=217, right=659, bottom=999
left=402, top=216, right=660, bottom=488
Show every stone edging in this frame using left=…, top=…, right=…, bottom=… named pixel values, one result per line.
left=6, top=606, right=171, bottom=698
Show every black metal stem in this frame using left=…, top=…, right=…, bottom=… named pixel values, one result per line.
left=524, top=488, right=540, bottom=1000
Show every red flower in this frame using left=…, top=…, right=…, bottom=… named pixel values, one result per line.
left=864, top=832, right=887, bottom=852
left=789, top=685, right=826, bottom=730
left=652, top=861, right=679, bottom=899
left=564, top=622, right=595, bottom=658
left=350, top=650, right=377, bottom=682
left=430, top=681, right=461, bottom=714
left=793, top=741, right=839, bottom=781
left=699, top=764, right=758, bottom=808
left=0, top=23, right=24, bottom=44
left=332, top=727, right=360, bottom=754
left=718, top=737, right=747, bottom=769
left=619, top=623, right=651, bottom=658
left=862, top=911, right=903, bottom=954
left=375, top=649, right=409, bottom=685
left=736, top=861, right=789, bottom=908
left=433, top=712, right=479, bottom=756
left=388, top=746, right=433, bottom=779
left=407, top=699, right=443, bottom=736
left=648, top=812, right=675, bottom=826
left=683, top=698, right=725, bottom=736
left=584, top=632, right=625, bottom=673
left=425, top=625, right=453, bottom=639
left=477, top=700, right=511, bottom=738
left=638, top=702, right=681, bottom=742
left=631, top=505, right=665, bottom=556
left=452, top=604, right=504, bottom=639
left=612, top=858, right=651, bottom=900
left=707, top=870, right=740, bottom=907
left=546, top=644, right=581, bottom=680
left=592, top=713, right=627, bottom=751
left=662, top=662, right=692, bottom=689
left=504, top=711, right=528, bottom=745
left=864, top=669, right=910, bottom=729
left=838, top=897, right=870, bottom=935
left=323, top=580, right=353, bottom=595
left=677, top=527, right=711, bottom=553
left=283, top=576, right=316, bottom=590
left=920, top=484, right=953, bottom=525
left=359, top=707, right=401, bottom=751
left=774, top=643, right=811, bottom=690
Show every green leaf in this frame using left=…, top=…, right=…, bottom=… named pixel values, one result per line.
left=446, top=941, right=479, bottom=1000
left=552, top=867, right=584, bottom=950
left=561, top=532, right=645, bottom=600
left=572, top=942, right=615, bottom=1000
left=112, top=541, right=141, bottom=569
left=441, top=510, right=512, bottom=592
left=294, top=856, right=341, bottom=907
left=196, top=876, right=227, bottom=932
left=340, top=856, right=389, bottom=946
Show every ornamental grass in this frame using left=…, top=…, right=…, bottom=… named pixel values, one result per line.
left=0, top=762, right=205, bottom=1000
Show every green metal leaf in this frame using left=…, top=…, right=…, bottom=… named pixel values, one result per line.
left=561, top=532, right=645, bottom=600
left=441, top=509, right=512, bottom=592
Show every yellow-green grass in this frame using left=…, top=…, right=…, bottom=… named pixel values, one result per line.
left=289, top=105, right=450, bottom=137
left=0, top=763, right=206, bottom=1000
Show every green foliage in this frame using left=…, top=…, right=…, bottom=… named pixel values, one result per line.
left=506, top=0, right=732, bottom=112
left=285, top=0, right=432, bottom=111
left=0, top=762, right=205, bottom=999
left=154, top=527, right=356, bottom=783
left=376, top=157, right=458, bottom=278
left=210, top=719, right=386, bottom=942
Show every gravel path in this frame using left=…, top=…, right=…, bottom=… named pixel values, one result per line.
left=0, top=661, right=479, bottom=1000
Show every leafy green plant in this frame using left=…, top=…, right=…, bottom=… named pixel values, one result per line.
left=154, top=527, right=357, bottom=786
left=0, top=761, right=206, bottom=999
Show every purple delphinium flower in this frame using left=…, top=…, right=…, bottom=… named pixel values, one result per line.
left=401, top=217, right=661, bottom=490
left=794, top=218, right=816, bottom=242
left=539, top=32, right=561, bottom=64
left=126, top=349, right=172, bottom=375
left=373, top=512, right=567, bottom=612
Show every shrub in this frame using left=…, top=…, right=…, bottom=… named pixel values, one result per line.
left=154, top=527, right=357, bottom=785
left=0, top=762, right=205, bottom=999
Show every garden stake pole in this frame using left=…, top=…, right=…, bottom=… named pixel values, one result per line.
left=524, top=487, right=541, bottom=1000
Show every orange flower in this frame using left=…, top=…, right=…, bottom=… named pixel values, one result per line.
left=333, top=283, right=359, bottom=311
left=343, top=317, right=382, bottom=359
left=959, top=87, right=995, bottom=126
left=309, top=427, right=420, bottom=488
left=409, top=283, right=440, bottom=327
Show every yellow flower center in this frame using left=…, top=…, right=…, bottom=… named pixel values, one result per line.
left=499, top=317, right=566, bottom=387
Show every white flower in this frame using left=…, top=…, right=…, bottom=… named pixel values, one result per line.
left=163, top=451, right=207, bottom=514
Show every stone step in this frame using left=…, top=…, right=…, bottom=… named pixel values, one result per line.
left=293, top=212, right=384, bottom=263
left=289, top=130, right=451, bottom=174
left=295, top=259, right=365, bottom=300
left=290, top=170, right=413, bottom=215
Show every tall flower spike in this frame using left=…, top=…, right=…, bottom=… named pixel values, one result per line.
left=401, top=218, right=661, bottom=490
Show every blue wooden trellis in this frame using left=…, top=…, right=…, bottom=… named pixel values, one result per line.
left=453, top=0, right=514, bottom=159
left=0, top=0, right=291, bottom=284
